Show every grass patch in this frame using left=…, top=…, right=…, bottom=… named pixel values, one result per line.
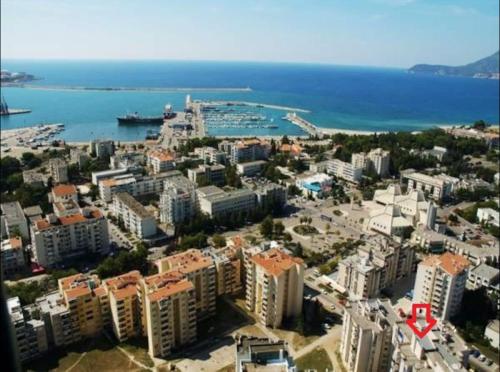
left=295, top=347, right=333, bottom=372
left=120, top=337, right=154, bottom=368
left=293, top=225, right=319, bottom=236
left=23, top=334, right=145, bottom=372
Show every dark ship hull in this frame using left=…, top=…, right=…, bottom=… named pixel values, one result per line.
left=117, top=116, right=164, bottom=125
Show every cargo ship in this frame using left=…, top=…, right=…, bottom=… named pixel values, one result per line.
left=117, top=104, right=175, bottom=125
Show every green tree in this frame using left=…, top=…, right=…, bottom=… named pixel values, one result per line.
left=260, top=215, right=274, bottom=238
left=212, top=234, right=226, bottom=248
left=273, top=221, right=285, bottom=237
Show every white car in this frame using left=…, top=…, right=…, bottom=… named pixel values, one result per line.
left=330, top=305, right=336, bottom=310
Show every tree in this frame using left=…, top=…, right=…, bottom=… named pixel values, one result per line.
left=225, top=165, right=242, bottom=188
left=212, top=234, right=226, bottom=248
left=274, top=221, right=285, bottom=237
left=260, top=215, right=274, bottom=238
left=293, top=242, right=304, bottom=258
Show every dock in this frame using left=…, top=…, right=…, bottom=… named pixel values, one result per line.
left=0, top=108, right=32, bottom=116
left=285, top=112, right=324, bottom=138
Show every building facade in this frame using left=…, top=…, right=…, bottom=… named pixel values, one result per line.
left=112, top=192, right=157, bottom=239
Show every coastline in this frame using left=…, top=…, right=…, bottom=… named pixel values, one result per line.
left=3, top=84, right=253, bottom=93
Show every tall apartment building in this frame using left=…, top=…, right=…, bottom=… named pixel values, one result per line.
left=246, top=248, right=304, bottom=328
left=156, top=249, right=216, bottom=321
left=8, top=297, right=48, bottom=362
left=31, top=208, right=109, bottom=268
left=160, top=176, right=196, bottom=225
left=1, top=237, right=26, bottom=277
left=58, top=274, right=106, bottom=337
left=194, top=146, right=227, bottom=164
left=254, top=183, right=288, bottom=209
left=103, top=270, right=142, bottom=342
left=327, top=159, right=363, bottom=183
left=340, top=299, right=394, bottom=372
left=352, top=148, right=390, bottom=177
left=89, top=139, right=115, bottom=159
left=335, top=239, right=414, bottom=299
left=188, top=164, right=226, bottom=186
left=1, top=201, right=30, bottom=240
left=196, top=186, right=256, bottom=218
left=112, top=192, right=157, bottom=239
left=205, top=245, right=242, bottom=296
left=218, top=139, right=271, bottom=164
left=144, top=275, right=197, bottom=358
left=147, top=149, right=176, bottom=174
left=49, top=158, right=69, bottom=184
left=413, top=252, right=470, bottom=320
left=400, top=171, right=452, bottom=201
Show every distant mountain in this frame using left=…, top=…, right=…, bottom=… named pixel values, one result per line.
left=409, top=51, right=499, bottom=79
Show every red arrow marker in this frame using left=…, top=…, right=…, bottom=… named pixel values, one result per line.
left=406, top=303, right=437, bottom=339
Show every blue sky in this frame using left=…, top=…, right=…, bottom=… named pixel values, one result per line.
left=1, top=0, right=498, bottom=67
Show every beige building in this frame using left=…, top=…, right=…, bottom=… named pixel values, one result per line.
left=246, top=248, right=304, bottom=328
left=188, top=164, right=226, bottom=186
left=1, top=237, right=26, bottom=277
left=206, top=245, right=242, bottom=296
left=141, top=271, right=197, bottom=358
left=103, top=270, right=142, bottom=342
left=112, top=192, right=157, bottom=239
left=148, top=149, right=176, bottom=174
left=156, top=249, right=216, bottom=321
left=413, top=252, right=470, bottom=320
left=49, top=158, right=69, bottom=184
left=196, top=185, right=256, bottom=218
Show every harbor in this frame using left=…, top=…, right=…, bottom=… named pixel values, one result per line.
left=0, top=123, right=66, bottom=156
left=283, top=112, right=324, bottom=137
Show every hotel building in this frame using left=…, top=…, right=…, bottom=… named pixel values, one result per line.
left=218, top=139, right=271, bottom=164
left=246, top=248, right=304, bottom=328
left=327, top=159, right=363, bottom=183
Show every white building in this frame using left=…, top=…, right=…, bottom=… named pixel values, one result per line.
left=1, top=201, right=30, bottom=240
left=31, top=209, right=109, bottom=268
left=91, top=168, right=129, bottom=185
left=484, top=320, right=499, bottom=349
left=236, top=336, right=296, bottom=372
left=8, top=297, right=48, bottom=362
left=400, top=171, right=452, bottom=200
left=1, top=237, right=25, bottom=277
left=196, top=186, right=256, bottom=218
left=218, top=139, right=271, bottom=164
left=327, top=159, right=363, bottom=183
left=188, top=164, right=225, bottom=186
left=236, top=160, right=267, bottom=177
left=413, top=252, right=470, bottom=320
left=477, top=207, right=500, bottom=227
left=295, top=173, right=333, bottom=199
left=467, top=263, right=499, bottom=290
left=113, top=192, right=157, bottom=239
left=194, top=146, right=227, bottom=164
left=49, top=158, right=69, bottom=184
left=159, top=176, right=196, bottom=225
left=147, top=149, right=176, bottom=174
left=352, top=148, right=390, bottom=177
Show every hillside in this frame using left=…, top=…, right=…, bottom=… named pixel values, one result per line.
left=409, top=51, right=499, bottom=79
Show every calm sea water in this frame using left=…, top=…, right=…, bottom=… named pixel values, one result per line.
left=1, top=60, right=498, bottom=141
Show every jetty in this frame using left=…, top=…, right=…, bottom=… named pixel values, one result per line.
left=0, top=96, right=31, bottom=116
left=284, top=112, right=324, bottom=138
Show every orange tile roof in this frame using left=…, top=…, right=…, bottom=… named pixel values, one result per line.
left=59, top=214, right=88, bottom=225
left=105, top=270, right=142, bottom=289
left=59, top=273, right=87, bottom=290
left=9, top=237, right=22, bottom=249
left=421, top=252, right=470, bottom=276
left=143, top=270, right=184, bottom=288
left=52, top=184, right=77, bottom=197
left=148, top=279, right=193, bottom=302
left=149, top=149, right=175, bottom=162
left=35, top=219, right=51, bottom=230
left=112, top=285, right=138, bottom=301
left=251, top=248, right=303, bottom=277
left=158, top=249, right=213, bottom=274
left=101, top=179, right=117, bottom=187
left=65, top=286, right=91, bottom=300
left=93, top=287, right=107, bottom=297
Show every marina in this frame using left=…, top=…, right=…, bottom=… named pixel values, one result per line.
left=0, top=123, right=65, bottom=156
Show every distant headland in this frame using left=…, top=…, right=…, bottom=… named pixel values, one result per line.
left=409, top=51, right=499, bottom=79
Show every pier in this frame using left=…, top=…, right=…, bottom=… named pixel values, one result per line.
left=0, top=108, right=32, bottom=116
left=285, top=112, right=324, bottom=138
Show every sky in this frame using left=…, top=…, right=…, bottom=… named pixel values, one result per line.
left=1, top=0, right=499, bottom=67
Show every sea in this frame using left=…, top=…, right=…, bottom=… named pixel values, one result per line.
left=1, top=60, right=499, bottom=141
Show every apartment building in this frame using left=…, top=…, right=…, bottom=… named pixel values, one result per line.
left=89, top=139, right=115, bottom=158
left=147, top=149, right=176, bottom=174
left=103, top=270, right=142, bottom=342
left=1, top=237, right=26, bottom=277
left=1, top=201, right=30, bottom=240
left=236, top=160, right=267, bottom=177
left=327, top=159, right=363, bottom=183
left=50, top=184, right=78, bottom=203
left=254, top=183, right=288, bottom=209
left=91, top=168, right=129, bottom=185
left=194, top=146, right=227, bottom=164
left=98, top=170, right=182, bottom=202
left=113, top=192, right=157, bottom=239
left=400, top=171, right=452, bottom=201
left=188, top=164, right=226, bottom=186
left=351, top=148, right=390, bottom=177
left=218, top=139, right=271, bottom=164
left=340, top=299, right=394, bottom=372
left=8, top=297, right=48, bottom=362
left=160, top=176, right=196, bottom=225
left=144, top=275, right=197, bottom=358
left=196, top=186, right=256, bottom=218
left=477, top=207, right=500, bottom=227
left=205, top=245, right=242, bottom=296
left=70, top=148, right=90, bottom=168
left=156, top=249, right=216, bottom=321
left=413, top=252, right=470, bottom=320
left=31, top=208, right=109, bottom=268
left=110, top=152, right=145, bottom=172
left=335, top=239, right=414, bottom=299
left=246, top=248, right=304, bottom=328
left=467, top=263, right=500, bottom=290
left=57, top=274, right=106, bottom=337
left=49, top=158, right=69, bottom=184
